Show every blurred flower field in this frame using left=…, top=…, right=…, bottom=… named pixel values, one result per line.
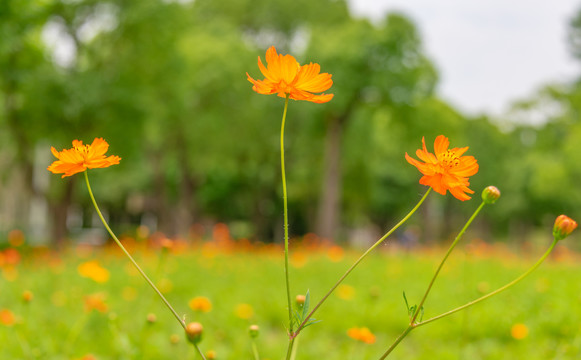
left=1, top=228, right=580, bottom=359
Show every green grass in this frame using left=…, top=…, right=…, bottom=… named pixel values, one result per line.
left=1, top=243, right=580, bottom=359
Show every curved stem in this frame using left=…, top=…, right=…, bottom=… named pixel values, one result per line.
left=379, top=236, right=558, bottom=359
left=281, top=95, right=292, bottom=333
left=279, top=95, right=296, bottom=360
left=417, top=238, right=558, bottom=327
left=293, top=189, right=432, bottom=337
left=84, top=171, right=206, bottom=360
left=410, top=201, right=486, bottom=324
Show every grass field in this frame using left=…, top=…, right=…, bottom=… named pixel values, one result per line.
left=1, top=235, right=580, bottom=360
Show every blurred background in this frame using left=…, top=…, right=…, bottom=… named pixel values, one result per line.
left=1, top=0, right=581, bottom=248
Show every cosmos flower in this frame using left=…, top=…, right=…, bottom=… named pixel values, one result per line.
left=78, top=260, right=110, bottom=283
left=48, top=138, right=121, bottom=178
left=0, top=309, right=15, bottom=326
left=83, top=293, right=108, bottom=313
left=405, top=135, right=478, bottom=201
left=347, top=327, right=376, bottom=344
left=247, top=46, right=333, bottom=103
left=188, top=296, right=213, bottom=313
left=510, top=323, right=529, bottom=340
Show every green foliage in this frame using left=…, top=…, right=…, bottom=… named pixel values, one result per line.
left=0, top=0, right=579, bottom=244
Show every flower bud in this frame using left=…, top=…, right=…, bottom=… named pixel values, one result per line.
left=553, top=215, right=577, bottom=241
left=248, top=324, right=260, bottom=338
left=295, top=295, right=306, bottom=306
left=205, top=350, right=217, bottom=359
left=481, top=186, right=501, bottom=204
left=185, top=322, right=203, bottom=344
left=146, top=313, right=157, bottom=324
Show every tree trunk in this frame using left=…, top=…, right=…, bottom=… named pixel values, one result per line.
left=316, top=115, right=343, bottom=241
left=49, top=179, right=75, bottom=249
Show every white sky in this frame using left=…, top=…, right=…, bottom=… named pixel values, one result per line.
left=349, top=0, right=581, bottom=116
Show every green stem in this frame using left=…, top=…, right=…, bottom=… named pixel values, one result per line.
left=380, top=200, right=485, bottom=360
left=285, top=337, right=295, bottom=360
left=379, top=325, right=414, bottom=359
left=293, top=189, right=432, bottom=337
left=251, top=340, right=261, bottom=360
left=417, top=238, right=558, bottom=327
left=279, top=96, right=293, bottom=333
left=290, top=335, right=300, bottom=360
left=84, top=171, right=206, bottom=360
left=410, top=201, right=486, bottom=325
left=379, top=229, right=558, bottom=359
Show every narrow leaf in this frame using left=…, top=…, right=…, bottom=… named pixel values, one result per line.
left=302, top=290, right=311, bottom=320
left=403, top=291, right=410, bottom=312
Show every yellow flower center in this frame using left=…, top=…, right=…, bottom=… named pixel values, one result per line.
left=74, top=144, right=91, bottom=159
left=441, top=150, right=460, bottom=168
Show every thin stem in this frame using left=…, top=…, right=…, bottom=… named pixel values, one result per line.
left=85, top=171, right=184, bottom=327
left=251, top=340, right=260, bottom=360
left=290, top=335, right=300, bottom=360
left=279, top=96, right=292, bottom=329
left=417, top=238, right=558, bottom=327
left=380, top=200, right=486, bottom=359
left=293, top=189, right=432, bottom=337
left=378, top=325, right=414, bottom=359
left=410, top=201, right=486, bottom=325
left=285, top=337, right=295, bottom=360
left=84, top=171, right=206, bottom=360
left=379, top=232, right=558, bottom=359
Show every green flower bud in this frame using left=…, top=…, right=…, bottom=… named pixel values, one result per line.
left=481, top=186, right=501, bottom=204
left=248, top=324, right=260, bottom=338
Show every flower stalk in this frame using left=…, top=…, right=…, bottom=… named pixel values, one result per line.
left=291, top=188, right=432, bottom=338
left=84, top=171, right=206, bottom=360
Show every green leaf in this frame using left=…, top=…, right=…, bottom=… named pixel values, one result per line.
left=302, top=290, right=311, bottom=320
left=403, top=291, right=410, bottom=313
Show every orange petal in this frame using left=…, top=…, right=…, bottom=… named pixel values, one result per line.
left=294, top=63, right=333, bottom=93
left=433, top=135, right=449, bottom=156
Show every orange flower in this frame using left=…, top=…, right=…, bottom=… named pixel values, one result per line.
left=347, top=327, right=376, bottom=344
left=78, top=260, right=110, bottom=283
left=48, top=138, right=121, bottom=178
left=510, top=323, right=529, bottom=340
left=246, top=46, right=333, bottom=103
left=0, top=309, right=16, bottom=326
left=188, top=296, right=213, bottom=313
left=84, top=293, right=108, bottom=313
left=405, top=135, right=478, bottom=201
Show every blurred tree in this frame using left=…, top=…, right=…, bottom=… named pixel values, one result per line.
left=302, top=13, right=439, bottom=240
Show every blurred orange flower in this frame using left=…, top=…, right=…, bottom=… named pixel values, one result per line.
left=84, top=293, right=108, bottom=313
left=0, top=309, right=15, bottom=326
left=48, top=138, right=121, bottom=178
left=247, top=46, right=333, bottom=103
left=405, top=135, right=478, bottom=201
left=347, top=326, right=376, bottom=344
left=78, top=260, right=110, bottom=283
left=510, top=323, right=529, bottom=340
left=189, top=296, right=213, bottom=313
